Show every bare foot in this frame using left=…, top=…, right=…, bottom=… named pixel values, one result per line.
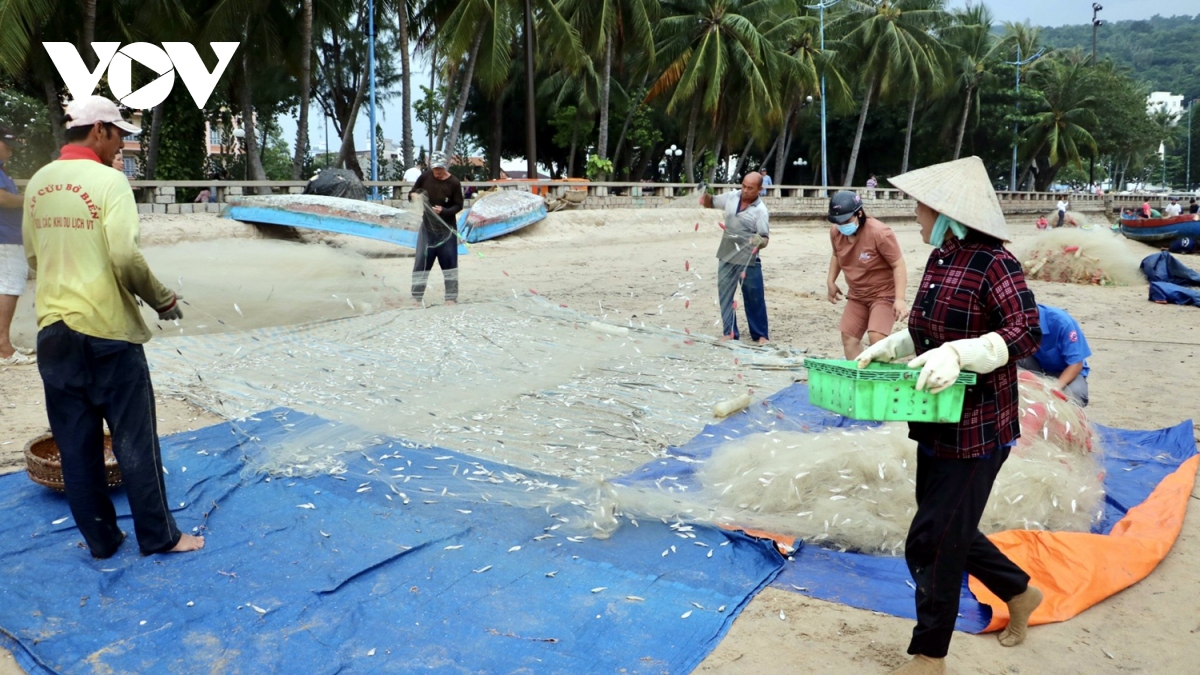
left=889, top=655, right=945, bottom=674
left=718, top=335, right=736, bottom=342
left=755, top=337, right=770, bottom=345
left=445, top=300, right=457, bottom=306
left=167, top=533, right=205, bottom=553
left=998, top=585, right=1043, bottom=647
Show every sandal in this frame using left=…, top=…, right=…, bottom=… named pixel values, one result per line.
left=0, top=351, right=36, bottom=366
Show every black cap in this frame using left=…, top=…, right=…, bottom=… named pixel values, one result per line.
left=828, top=190, right=863, bottom=224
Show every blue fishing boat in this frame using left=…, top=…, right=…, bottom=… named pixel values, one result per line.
left=457, top=189, right=547, bottom=243
left=1120, top=214, right=1200, bottom=244
left=224, top=195, right=467, bottom=253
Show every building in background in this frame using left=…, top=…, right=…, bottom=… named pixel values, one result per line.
left=1147, top=92, right=1184, bottom=121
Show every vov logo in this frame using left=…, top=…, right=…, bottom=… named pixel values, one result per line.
left=43, top=42, right=240, bottom=109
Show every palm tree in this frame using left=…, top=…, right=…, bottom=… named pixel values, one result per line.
left=1017, top=55, right=1099, bottom=191
left=836, top=0, right=947, bottom=187
left=648, top=0, right=778, bottom=182
left=396, top=0, right=415, bottom=168
left=559, top=0, right=657, bottom=174
left=942, top=3, right=999, bottom=160
left=291, top=0, right=314, bottom=179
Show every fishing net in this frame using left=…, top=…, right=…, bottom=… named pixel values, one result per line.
left=303, top=168, right=367, bottom=200
left=1012, top=227, right=1143, bottom=286
left=584, top=374, right=1105, bottom=555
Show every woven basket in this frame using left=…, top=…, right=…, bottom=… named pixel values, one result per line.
left=24, top=434, right=123, bottom=491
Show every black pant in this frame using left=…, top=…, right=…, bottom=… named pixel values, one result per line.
left=36, top=322, right=181, bottom=558
left=1055, top=211, right=1065, bottom=228
left=412, top=221, right=459, bottom=302
left=906, top=445, right=1030, bottom=658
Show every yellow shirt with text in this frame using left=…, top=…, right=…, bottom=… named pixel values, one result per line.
left=22, top=152, right=174, bottom=344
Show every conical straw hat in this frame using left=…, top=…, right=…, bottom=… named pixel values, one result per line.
left=888, top=156, right=1010, bottom=241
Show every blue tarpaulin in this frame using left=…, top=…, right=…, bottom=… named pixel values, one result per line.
left=0, top=409, right=784, bottom=675
left=1142, top=252, right=1200, bottom=306
left=621, top=384, right=1197, bottom=633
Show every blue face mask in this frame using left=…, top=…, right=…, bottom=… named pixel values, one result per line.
left=837, top=222, right=859, bottom=236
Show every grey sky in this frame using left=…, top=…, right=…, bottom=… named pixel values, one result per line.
left=950, top=0, right=1200, bottom=27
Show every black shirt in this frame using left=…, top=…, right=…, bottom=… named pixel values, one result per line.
left=410, top=172, right=463, bottom=232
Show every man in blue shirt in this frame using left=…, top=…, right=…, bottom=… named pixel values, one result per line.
left=0, top=126, right=34, bottom=365
left=1017, top=303, right=1090, bottom=406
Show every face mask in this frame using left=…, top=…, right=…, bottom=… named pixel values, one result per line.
left=837, top=222, right=859, bottom=236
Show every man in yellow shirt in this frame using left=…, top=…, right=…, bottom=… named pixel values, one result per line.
left=23, top=96, right=204, bottom=558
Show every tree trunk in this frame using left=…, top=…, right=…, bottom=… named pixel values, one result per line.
left=901, top=91, right=918, bottom=174
left=236, top=55, right=269, bottom=191
left=953, top=84, right=974, bottom=160
left=41, top=78, right=66, bottom=148
left=776, top=123, right=796, bottom=186
left=843, top=77, right=876, bottom=187
left=435, top=66, right=460, bottom=153
left=567, top=111, right=580, bottom=178
left=683, top=102, right=699, bottom=183
left=398, top=0, right=414, bottom=168
left=760, top=132, right=781, bottom=168
left=597, top=35, right=613, bottom=165
left=291, top=0, right=314, bottom=179
left=705, top=135, right=724, bottom=184
left=732, top=136, right=754, bottom=178
left=610, top=76, right=648, bottom=176
left=1017, top=138, right=1048, bottom=192
left=144, top=104, right=165, bottom=179
left=444, top=25, right=485, bottom=161
left=336, top=62, right=371, bottom=177
left=82, top=0, right=97, bottom=68
left=488, top=95, right=503, bottom=178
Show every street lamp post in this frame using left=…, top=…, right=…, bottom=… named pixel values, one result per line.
left=1189, top=100, right=1196, bottom=192
left=1092, top=4, right=1104, bottom=64
left=792, top=156, right=809, bottom=185
left=805, top=0, right=842, bottom=196
left=367, top=0, right=379, bottom=200
left=232, top=127, right=247, bottom=181
left=666, top=145, right=683, bottom=182
left=1004, top=45, right=1044, bottom=191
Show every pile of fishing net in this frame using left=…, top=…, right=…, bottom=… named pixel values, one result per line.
left=593, top=373, right=1105, bottom=555
left=1013, top=227, right=1142, bottom=286
left=304, top=168, right=366, bottom=200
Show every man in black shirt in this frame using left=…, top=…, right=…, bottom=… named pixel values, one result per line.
left=1189, top=198, right=1198, bottom=215
left=408, top=153, right=463, bottom=304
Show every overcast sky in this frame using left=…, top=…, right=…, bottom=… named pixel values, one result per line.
left=278, top=1, right=1200, bottom=171
left=950, top=0, right=1200, bottom=27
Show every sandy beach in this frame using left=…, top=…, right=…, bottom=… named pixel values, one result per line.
left=0, top=208, right=1196, bottom=674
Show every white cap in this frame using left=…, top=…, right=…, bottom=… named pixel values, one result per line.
left=64, top=96, right=140, bottom=134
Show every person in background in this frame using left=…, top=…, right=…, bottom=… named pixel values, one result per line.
left=1018, top=304, right=1091, bottom=406
left=760, top=170, right=773, bottom=187
left=826, top=190, right=908, bottom=359
left=700, top=173, right=771, bottom=344
left=1164, top=197, right=1182, bottom=217
left=866, top=174, right=879, bottom=198
left=1189, top=198, right=1199, bottom=215
left=194, top=189, right=212, bottom=203
left=23, top=96, right=204, bottom=558
left=0, top=126, right=34, bottom=365
left=408, top=153, right=463, bottom=305
left=858, top=156, right=1043, bottom=675
left=1055, top=195, right=1069, bottom=228
left=1141, top=199, right=1152, bottom=218
left=1035, top=214, right=1049, bottom=230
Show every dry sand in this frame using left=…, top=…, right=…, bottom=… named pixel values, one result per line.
left=1, top=209, right=1198, bottom=674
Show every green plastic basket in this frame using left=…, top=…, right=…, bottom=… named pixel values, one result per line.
left=803, top=358, right=977, bottom=423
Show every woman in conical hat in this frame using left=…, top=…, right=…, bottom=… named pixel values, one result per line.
left=857, top=157, right=1045, bottom=675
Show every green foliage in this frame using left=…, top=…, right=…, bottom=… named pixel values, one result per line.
left=585, top=155, right=613, bottom=180
left=0, top=87, right=56, bottom=177
left=146, top=96, right=207, bottom=200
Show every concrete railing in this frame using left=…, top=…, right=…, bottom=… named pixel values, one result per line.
left=12, top=178, right=1135, bottom=218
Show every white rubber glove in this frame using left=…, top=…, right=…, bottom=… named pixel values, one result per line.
left=908, top=333, right=1009, bottom=394
left=856, top=329, right=915, bottom=368
left=908, top=346, right=961, bottom=394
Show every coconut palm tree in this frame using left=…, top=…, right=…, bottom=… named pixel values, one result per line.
left=835, top=0, right=947, bottom=187
left=648, top=0, right=778, bottom=182
left=942, top=3, right=999, bottom=160
left=291, top=0, right=314, bottom=179
left=1017, top=55, right=1099, bottom=191
left=559, top=0, right=657, bottom=173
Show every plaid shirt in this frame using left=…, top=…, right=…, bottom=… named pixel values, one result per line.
left=907, top=236, right=1041, bottom=459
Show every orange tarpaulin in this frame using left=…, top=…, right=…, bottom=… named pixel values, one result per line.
left=970, top=454, right=1200, bottom=632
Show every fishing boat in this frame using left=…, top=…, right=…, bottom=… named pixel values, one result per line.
left=224, top=194, right=466, bottom=253
left=457, top=189, right=547, bottom=243
left=1119, top=213, right=1200, bottom=244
